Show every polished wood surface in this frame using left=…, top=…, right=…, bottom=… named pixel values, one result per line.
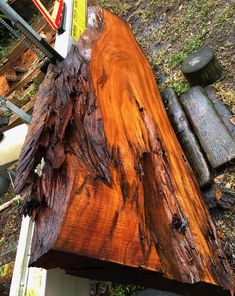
left=15, top=7, right=234, bottom=294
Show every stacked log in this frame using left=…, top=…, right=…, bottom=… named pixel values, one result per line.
left=162, top=87, right=212, bottom=188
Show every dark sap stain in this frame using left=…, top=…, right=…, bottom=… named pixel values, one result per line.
left=87, top=103, right=97, bottom=115
left=98, top=68, right=108, bottom=88
left=206, top=227, right=217, bottom=243
left=171, top=213, right=188, bottom=235
left=139, top=223, right=152, bottom=259
left=134, top=161, right=144, bottom=181
left=86, top=189, right=90, bottom=198
left=75, top=176, right=89, bottom=195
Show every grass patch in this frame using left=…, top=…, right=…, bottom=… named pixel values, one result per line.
left=0, top=46, right=8, bottom=62
left=111, top=285, right=142, bottom=296
left=213, top=83, right=235, bottom=111
left=216, top=6, right=234, bottom=26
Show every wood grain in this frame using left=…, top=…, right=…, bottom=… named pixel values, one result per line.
left=205, top=86, right=235, bottom=139
left=180, top=86, right=235, bottom=169
left=15, top=7, right=234, bottom=294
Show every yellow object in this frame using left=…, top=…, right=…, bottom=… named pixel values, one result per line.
left=32, top=0, right=64, bottom=30
left=72, top=0, right=87, bottom=42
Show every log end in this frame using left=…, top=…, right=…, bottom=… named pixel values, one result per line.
left=180, top=48, right=222, bottom=86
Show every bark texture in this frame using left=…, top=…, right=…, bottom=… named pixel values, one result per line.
left=15, top=7, right=234, bottom=295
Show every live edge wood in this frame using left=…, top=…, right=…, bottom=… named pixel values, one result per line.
left=15, top=7, right=234, bottom=295
left=162, top=87, right=212, bottom=188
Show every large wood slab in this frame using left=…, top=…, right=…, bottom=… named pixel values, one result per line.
left=15, top=7, right=234, bottom=295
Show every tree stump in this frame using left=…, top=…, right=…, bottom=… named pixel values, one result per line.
left=180, top=48, right=222, bottom=86
left=15, top=7, right=234, bottom=295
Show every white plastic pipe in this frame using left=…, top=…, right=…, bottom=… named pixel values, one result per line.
left=0, top=124, right=28, bottom=167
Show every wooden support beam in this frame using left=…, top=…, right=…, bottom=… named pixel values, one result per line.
left=179, top=86, right=235, bottom=169
left=15, top=7, right=234, bottom=295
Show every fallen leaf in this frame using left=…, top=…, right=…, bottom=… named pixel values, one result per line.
left=215, top=187, right=223, bottom=201
left=229, top=115, right=235, bottom=125
left=214, top=174, right=224, bottom=184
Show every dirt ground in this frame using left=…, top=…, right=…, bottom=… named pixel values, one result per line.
left=0, top=189, right=21, bottom=296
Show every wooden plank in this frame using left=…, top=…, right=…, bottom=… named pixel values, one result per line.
left=179, top=86, right=235, bottom=169
left=162, top=87, right=212, bottom=187
left=14, top=7, right=234, bottom=295
left=5, top=67, right=43, bottom=97
left=205, top=86, right=235, bottom=139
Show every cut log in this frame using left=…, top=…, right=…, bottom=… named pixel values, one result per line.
left=205, top=86, right=235, bottom=139
left=179, top=86, right=235, bottom=169
left=180, top=48, right=222, bottom=86
left=15, top=7, right=234, bottom=295
left=162, top=87, right=212, bottom=188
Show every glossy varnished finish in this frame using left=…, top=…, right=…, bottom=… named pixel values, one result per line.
left=15, top=7, right=234, bottom=293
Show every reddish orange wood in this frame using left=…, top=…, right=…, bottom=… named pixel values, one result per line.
left=15, top=7, right=234, bottom=295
